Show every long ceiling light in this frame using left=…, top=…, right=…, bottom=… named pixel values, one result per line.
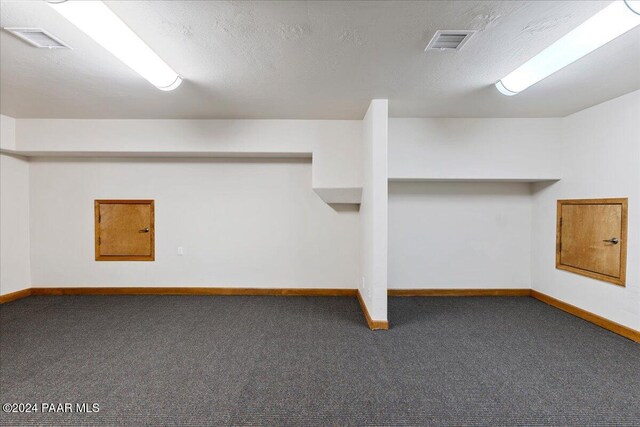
left=496, top=0, right=640, bottom=96
left=48, top=0, right=182, bottom=91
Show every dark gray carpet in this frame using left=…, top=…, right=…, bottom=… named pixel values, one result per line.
left=1, top=296, right=638, bottom=426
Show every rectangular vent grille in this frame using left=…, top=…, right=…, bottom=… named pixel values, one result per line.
left=425, top=30, right=475, bottom=51
left=3, top=27, right=70, bottom=49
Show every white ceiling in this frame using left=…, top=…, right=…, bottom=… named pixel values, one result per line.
left=1, top=0, right=638, bottom=119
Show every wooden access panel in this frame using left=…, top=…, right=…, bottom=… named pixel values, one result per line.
left=556, top=198, right=627, bottom=286
left=95, top=200, right=154, bottom=261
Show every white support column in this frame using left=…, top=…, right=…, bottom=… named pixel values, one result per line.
left=359, top=99, right=388, bottom=325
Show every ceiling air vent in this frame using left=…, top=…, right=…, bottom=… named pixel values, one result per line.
left=3, top=27, right=70, bottom=49
left=425, top=30, right=475, bottom=51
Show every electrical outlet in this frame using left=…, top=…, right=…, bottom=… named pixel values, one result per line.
left=361, top=276, right=366, bottom=290
left=177, top=246, right=184, bottom=256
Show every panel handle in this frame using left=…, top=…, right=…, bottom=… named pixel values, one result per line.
left=140, top=227, right=150, bottom=233
left=603, top=237, right=619, bottom=244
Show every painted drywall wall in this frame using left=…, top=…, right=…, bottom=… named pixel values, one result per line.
left=388, top=182, right=532, bottom=289
left=386, top=116, right=560, bottom=293
left=388, top=118, right=562, bottom=181
left=532, top=90, right=640, bottom=331
left=0, top=153, right=31, bottom=295
left=14, top=119, right=361, bottom=191
left=360, top=100, right=388, bottom=321
left=28, top=158, right=359, bottom=288
left=1, top=115, right=16, bottom=150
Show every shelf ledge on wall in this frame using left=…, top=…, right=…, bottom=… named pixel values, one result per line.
left=313, top=187, right=362, bottom=204
left=0, top=148, right=312, bottom=159
left=388, top=176, right=561, bottom=183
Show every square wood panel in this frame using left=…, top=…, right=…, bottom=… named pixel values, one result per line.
left=556, top=198, right=627, bottom=286
left=95, top=200, right=155, bottom=261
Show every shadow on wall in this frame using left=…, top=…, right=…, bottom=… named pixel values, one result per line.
left=388, top=181, right=535, bottom=197
left=531, top=180, right=560, bottom=194
left=328, top=203, right=360, bottom=213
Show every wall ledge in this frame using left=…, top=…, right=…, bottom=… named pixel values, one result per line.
left=389, top=176, right=561, bottom=183
left=0, top=148, right=311, bottom=159
left=313, top=187, right=362, bottom=204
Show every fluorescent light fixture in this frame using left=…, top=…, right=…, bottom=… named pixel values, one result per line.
left=48, top=0, right=182, bottom=91
left=496, top=0, right=640, bottom=96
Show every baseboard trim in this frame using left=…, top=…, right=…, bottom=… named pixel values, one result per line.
left=388, top=288, right=531, bottom=297
left=356, top=290, right=389, bottom=330
left=0, top=288, right=32, bottom=304
left=531, top=290, right=640, bottom=343
left=11, top=287, right=635, bottom=341
left=29, top=287, right=357, bottom=297
left=7, top=286, right=382, bottom=331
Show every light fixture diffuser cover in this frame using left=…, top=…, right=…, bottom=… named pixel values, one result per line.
left=496, top=0, right=640, bottom=96
left=48, top=0, right=182, bottom=91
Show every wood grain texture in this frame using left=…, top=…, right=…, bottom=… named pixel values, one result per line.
left=30, top=287, right=357, bottom=297
left=356, top=290, right=389, bottom=330
left=99, top=204, right=152, bottom=256
left=556, top=198, right=627, bottom=286
left=388, top=288, right=531, bottom=297
left=560, top=204, right=621, bottom=276
left=531, top=290, right=639, bottom=343
left=95, top=200, right=155, bottom=261
left=0, top=288, right=32, bottom=304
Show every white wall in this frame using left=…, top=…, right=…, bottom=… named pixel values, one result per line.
left=1, top=115, right=17, bottom=150
left=29, top=158, right=360, bottom=288
left=359, top=100, right=388, bottom=321
left=8, top=92, right=640, bottom=334
left=388, top=118, right=562, bottom=181
left=389, top=182, right=532, bottom=289
left=532, top=90, right=640, bottom=331
left=14, top=119, right=362, bottom=191
left=386, top=116, right=560, bottom=293
left=0, top=153, right=31, bottom=295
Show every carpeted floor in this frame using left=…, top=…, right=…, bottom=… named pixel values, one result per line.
left=1, top=295, right=638, bottom=426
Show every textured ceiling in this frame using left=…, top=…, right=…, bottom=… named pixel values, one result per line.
left=1, top=0, right=638, bottom=119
